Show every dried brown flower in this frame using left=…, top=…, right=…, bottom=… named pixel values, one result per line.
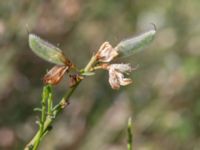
left=106, top=64, right=133, bottom=89
left=96, top=42, right=118, bottom=62
left=43, top=65, right=69, bottom=85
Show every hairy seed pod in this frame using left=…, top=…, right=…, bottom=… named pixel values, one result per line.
left=29, top=34, right=72, bottom=66
left=115, top=28, right=156, bottom=57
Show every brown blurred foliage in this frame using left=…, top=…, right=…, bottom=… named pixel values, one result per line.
left=0, top=0, right=200, bottom=150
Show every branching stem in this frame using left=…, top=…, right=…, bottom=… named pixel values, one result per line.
left=24, top=55, right=97, bottom=150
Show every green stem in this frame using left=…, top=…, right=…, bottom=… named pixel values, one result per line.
left=32, top=125, right=42, bottom=150
left=84, top=55, right=97, bottom=72
left=127, top=117, right=133, bottom=150
left=47, top=93, right=53, bottom=115
left=24, top=55, right=97, bottom=150
left=32, top=86, right=49, bottom=150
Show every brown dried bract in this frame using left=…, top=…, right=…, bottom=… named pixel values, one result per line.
left=43, top=65, right=69, bottom=85
left=63, top=56, right=74, bottom=69
left=69, top=74, right=83, bottom=87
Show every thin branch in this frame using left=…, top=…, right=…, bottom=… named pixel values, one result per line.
left=127, top=117, right=133, bottom=150
left=24, top=55, right=98, bottom=150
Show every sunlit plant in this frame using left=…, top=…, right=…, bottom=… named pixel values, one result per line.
left=24, top=26, right=156, bottom=150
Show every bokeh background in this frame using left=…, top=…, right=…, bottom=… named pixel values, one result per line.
left=0, top=0, right=200, bottom=150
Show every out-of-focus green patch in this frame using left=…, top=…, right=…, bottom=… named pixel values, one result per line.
left=160, top=112, right=194, bottom=141
left=182, top=57, right=200, bottom=79
left=0, top=47, right=16, bottom=97
left=170, top=117, right=194, bottom=141
left=194, top=99, right=200, bottom=116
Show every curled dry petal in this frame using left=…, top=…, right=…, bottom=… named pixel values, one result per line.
left=96, top=42, right=118, bottom=62
left=108, top=64, right=132, bottom=73
left=43, top=65, right=69, bottom=85
left=108, top=67, right=120, bottom=89
left=115, top=71, right=132, bottom=86
left=107, top=64, right=133, bottom=89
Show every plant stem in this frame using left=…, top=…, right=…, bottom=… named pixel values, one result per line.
left=24, top=55, right=97, bottom=150
left=127, top=117, right=133, bottom=150
left=32, top=86, right=49, bottom=150
left=84, top=54, right=97, bottom=72
left=47, top=92, right=53, bottom=115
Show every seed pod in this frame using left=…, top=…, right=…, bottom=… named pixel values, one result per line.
left=115, top=28, right=156, bottom=57
left=29, top=34, right=71, bottom=66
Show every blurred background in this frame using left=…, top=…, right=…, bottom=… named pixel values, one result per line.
left=0, top=0, right=200, bottom=150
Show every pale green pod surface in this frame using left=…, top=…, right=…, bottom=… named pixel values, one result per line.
left=29, top=34, right=68, bottom=65
left=115, top=29, right=156, bottom=57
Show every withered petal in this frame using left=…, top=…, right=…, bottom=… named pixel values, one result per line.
left=43, top=65, right=69, bottom=85
left=119, top=78, right=132, bottom=86
left=108, top=63, right=133, bottom=89
left=97, top=42, right=118, bottom=62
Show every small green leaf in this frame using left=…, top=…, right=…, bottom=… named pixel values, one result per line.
left=116, top=28, right=156, bottom=57
left=81, top=71, right=95, bottom=76
left=29, top=34, right=68, bottom=65
left=33, top=108, right=42, bottom=112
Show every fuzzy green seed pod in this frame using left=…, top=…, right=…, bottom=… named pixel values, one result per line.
left=115, top=28, right=156, bottom=57
left=29, top=34, right=70, bottom=65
